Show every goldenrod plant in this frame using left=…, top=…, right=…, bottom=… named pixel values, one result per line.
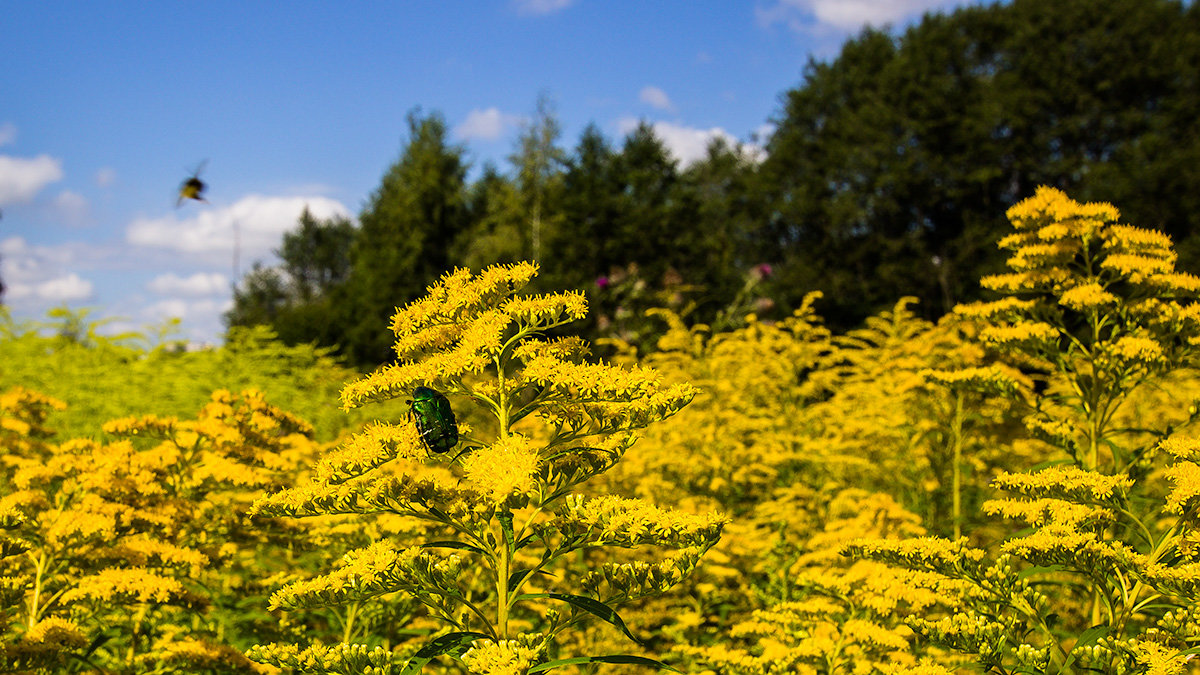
left=1, top=387, right=82, bottom=673
left=248, top=262, right=724, bottom=674
left=681, top=489, right=950, bottom=674
left=849, top=188, right=1200, bottom=673
left=0, top=387, right=317, bottom=673
left=619, top=297, right=1019, bottom=673
left=571, top=297, right=832, bottom=662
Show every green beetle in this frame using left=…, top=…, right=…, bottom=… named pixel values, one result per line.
left=409, top=386, right=459, bottom=454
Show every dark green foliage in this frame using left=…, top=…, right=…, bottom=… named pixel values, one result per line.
left=757, top=0, right=1200, bottom=330
left=278, top=207, right=356, bottom=303
left=409, top=386, right=458, bottom=454
left=226, top=207, right=357, bottom=349
left=342, top=110, right=471, bottom=366
left=228, top=0, right=1200, bottom=360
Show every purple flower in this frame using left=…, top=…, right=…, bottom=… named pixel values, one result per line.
left=595, top=275, right=610, bottom=289
left=751, top=263, right=773, bottom=280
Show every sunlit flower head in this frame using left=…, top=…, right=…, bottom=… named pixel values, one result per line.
left=462, top=434, right=541, bottom=505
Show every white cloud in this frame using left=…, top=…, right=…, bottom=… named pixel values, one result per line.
left=615, top=118, right=767, bottom=168
left=1, top=236, right=73, bottom=279
left=639, top=86, right=675, bottom=112
left=50, top=190, right=90, bottom=226
left=125, top=194, right=351, bottom=264
left=757, top=0, right=957, bottom=32
left=752, top=122, right=777, bottom=145
left=0, top=236, right=99, bottom=311
left=147, top=272, right=229, bottom=297
left=0, top=123, right=15, bottom=146
left=95, top=167, right=117, bottom=187
left=0, top=154, right=64, bottom=206
left=5, top=273, right=94, bottom=303
left=139, top=297, right=234, bottom=345
left=512, top=0, right=574, bottom=15
left=454, top=108, right=524, bottom=142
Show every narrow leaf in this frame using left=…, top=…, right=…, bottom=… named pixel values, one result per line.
left=523, top=592, right=645, bottom=646
left=421, top=540, right=487, bottom=556
left=528, top=655, right=679, bottom=673
left=507, top=567, right=555, bottom=593
left=400, top=631, right=492, bottom=674
left=1059, top=625, right=1109, bottom=672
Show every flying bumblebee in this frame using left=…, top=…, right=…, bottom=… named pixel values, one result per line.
left=176, top=160, right=209, bottom=207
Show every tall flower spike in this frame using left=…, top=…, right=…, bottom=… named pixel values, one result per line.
left=253, top=262, right=720, bottom=675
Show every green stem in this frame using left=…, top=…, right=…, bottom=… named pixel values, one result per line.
left=497, top=525, right=511, bottom=639
left=1113, top=521, right=1181, bottom=637
left=342, top=602, right=358, bottom=643
left=952, top=391, right=964, bottom=541
left=26, top=551, right=45, bottom=628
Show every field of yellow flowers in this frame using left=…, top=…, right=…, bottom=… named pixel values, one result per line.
left=3, top=187, right=1200, bottom=674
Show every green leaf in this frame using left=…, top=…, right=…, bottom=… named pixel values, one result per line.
left=508, top=567, right=555, bottom=592
left=1017, top=564, right=1064, bottom=580
left=83, top=632, right=111, bottom=658
left=1059, top=625, right=1109, bottom=673
left=420, top=540, right=488, bottom=556
left=528, top=655, right=679, bottom=673
left=522, top=592, right=645, bottom=646
left=400, top=631, right=492, bottom=674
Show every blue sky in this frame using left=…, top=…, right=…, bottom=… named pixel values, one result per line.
left=1, top=0, right=978, bottom=346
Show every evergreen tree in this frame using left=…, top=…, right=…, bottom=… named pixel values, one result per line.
left=555, top=124, right=623, bottom=290
left=455, top=163, right=526, bottom=271
left=758, top=0, right=1200, bottom=331
left=509, top=93, right=567, bottom=267
left=226, top=208, right=358, bottom=350
left=611, top=122, right=687, bottom=281
left=277, top=207, right=355, bottom=303
left=225, top=263, right=288, bottom=328
left=342, top=110, right=470, bottom=366
left=680, top=136, right=765, bottom=314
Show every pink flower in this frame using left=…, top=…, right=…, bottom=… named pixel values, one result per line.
left=595, top=276, right=610, bottom=289
left=751, top=263, right=773, bottom=280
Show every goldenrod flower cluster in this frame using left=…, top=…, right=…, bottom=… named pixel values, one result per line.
left=959, top=187, right=1200, bottom=469
left=839, top=189, right=1200, bottom=674
left=0, top=386, right=320, bottom=673
left=249, top=263, right=722, bottom=673
left=247, top=640, right=407, bottom=674
left=460, top=633, right=546, bottom=675
left=270, top=540, right=463, bottom=611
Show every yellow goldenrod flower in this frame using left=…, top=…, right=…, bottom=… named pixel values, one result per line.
left=460, top=634, right=545, bottom=675
left=1058, top=282, right=1119, bottom=311
left=1164, top=461, right=1200, bottom=516
left=462, top=434, right=540, bottom=505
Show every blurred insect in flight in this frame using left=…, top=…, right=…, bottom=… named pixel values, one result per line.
left=177, top=160, right=209, bottom=207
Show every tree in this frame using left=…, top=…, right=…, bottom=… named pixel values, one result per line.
left=680, top=136, right=766, bottom=314
left=554, top=124, right=623, bottom=291
left=341, top=110, right=471, bottom=366
left=455, top=163, right=527, bottom=271
left=610, top=122, right=687, bottom=280
left=510, top=93, right=567, bottom=266
left=277, top=207, right=355, bottom=303
left=225, top=263, right=288, bottom=328
left=225, top=208, right=357, bottom=350
left=757, top=0, right=1200, bottom=331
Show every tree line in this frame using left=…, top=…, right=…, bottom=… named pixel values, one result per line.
left=220, top=0, right=1200, bottom=368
